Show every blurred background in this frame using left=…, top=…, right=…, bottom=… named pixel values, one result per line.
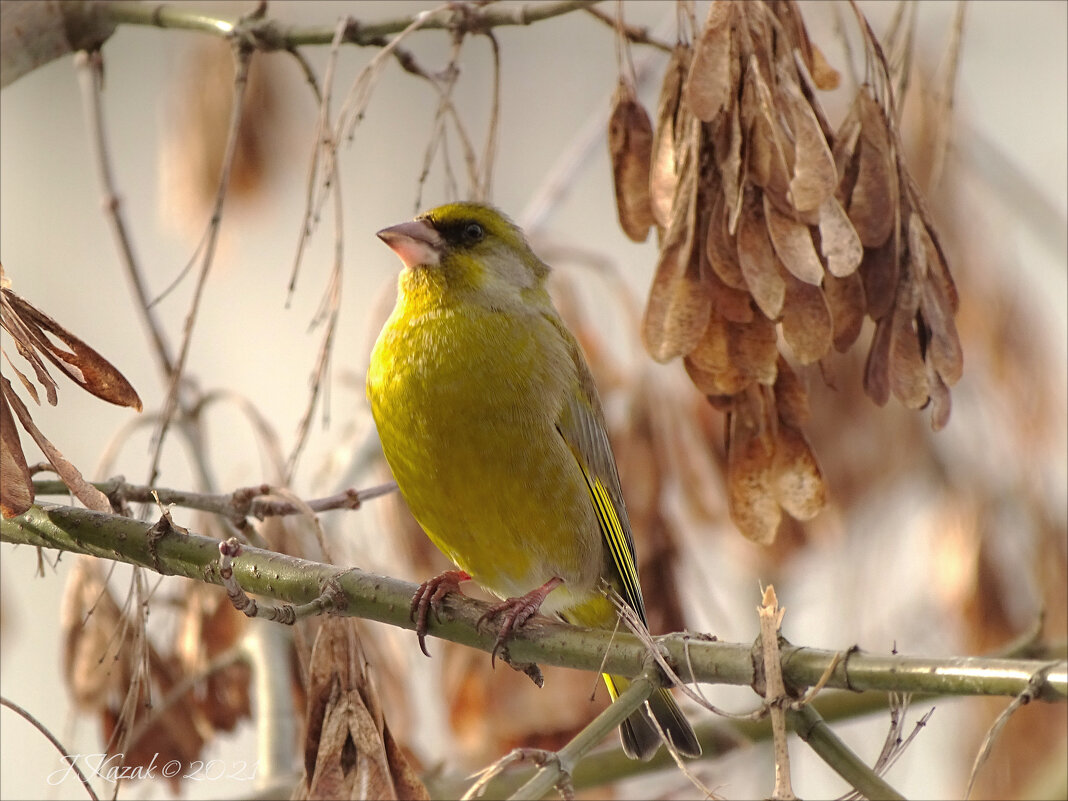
left=1, top=1, right=1065, bottom=798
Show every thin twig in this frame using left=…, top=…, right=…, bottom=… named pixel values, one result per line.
left=758, top=585, right=796, bottom=800
left=0, top=696, right=100, bottom=800
left=73, top=50, right=175, bottom=379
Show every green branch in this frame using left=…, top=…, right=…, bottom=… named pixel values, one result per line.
left=4, top=503, right=1065, bottom=706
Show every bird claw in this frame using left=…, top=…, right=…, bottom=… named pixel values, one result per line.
left=410, top=569, right=470, bottom=657
left=477, top=577, right=563, bottom=668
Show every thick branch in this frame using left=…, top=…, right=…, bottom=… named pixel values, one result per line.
left=4, top=503, right=1066, bottom=705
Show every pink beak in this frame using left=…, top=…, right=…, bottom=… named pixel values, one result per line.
left=376, top=219, right=443, bottom=269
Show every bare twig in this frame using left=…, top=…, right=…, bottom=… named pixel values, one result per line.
left=758, top=585, right=796, bottom=800
left=0, top=696, right=100, bottom=800
left=73, top=49, right=175, bottom=379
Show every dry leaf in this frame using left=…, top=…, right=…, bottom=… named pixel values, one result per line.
left=685, top=0, right=734, bottom=122
left=720, top=100, right=745, bottom=233
left=609, top=80, right=656, bottom=242
left=780, top=275, right=833, bottom=364
left=817, top=196, right=863, bottom=277
left=737, top=190, right=786, bottom=319
left=772, top=423, right=826, bottom=520
left=764, top=193, right=825, bottom=285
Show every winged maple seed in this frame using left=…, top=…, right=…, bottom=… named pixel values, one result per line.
left=607, top=0, right=962, bottom=543
left=0, top=264, right=142, bottom=517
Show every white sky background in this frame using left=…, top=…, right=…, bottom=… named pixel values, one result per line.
left=1, top=2, right=1065, bottom=799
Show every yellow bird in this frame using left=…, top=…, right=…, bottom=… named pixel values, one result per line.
left=367, top=202, right=700, bottom=760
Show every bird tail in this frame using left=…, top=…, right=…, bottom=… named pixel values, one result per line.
left=604, top=674, right=701, bottom=760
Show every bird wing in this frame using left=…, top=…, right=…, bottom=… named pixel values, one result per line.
left=547, top=314, right=649, bottom=626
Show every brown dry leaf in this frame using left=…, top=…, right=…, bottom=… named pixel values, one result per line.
left=727, top=405, right=781, bottom=544
left=780, top=275, right=833, bottom=364
left=3, top=289, right=142, bottom=412
left=685, top=0, right=734, bottom=122
left=685, top=311, right=749, bottom=397
left=859, top=235, right=900, bottom=321
left=0, top=388, right=33, bottom=517
left=807, top=43, right=841, bottom=91
left=2, top=377, right=111, bottom=513
left=608, top=80, right=656, bottom=243
left=737, top=190, right=786, bottom=319
left=729, top=315, right=778, bottom=386
left=823, top=269, right=866, bottom=352
left=779, top=72, right=837, bottom=212
left=848, top=87, right=898, bottom=248
left=817, top=196, right=863, bottom=277
left=298, top=618, right=428, bottom=801
left=773, top=356, right=810, bottom=429
left=772, top=423, right=826, bottom=521
left=764, top=193, right=825, bottom=285
left=650, top=44, right=689, bottom=229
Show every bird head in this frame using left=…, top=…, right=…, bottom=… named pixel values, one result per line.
left=377, top=202, right=549, bottom=306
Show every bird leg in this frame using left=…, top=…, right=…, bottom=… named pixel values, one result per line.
left=478, top=577, right=564, bottom=667
left=410, top=569, right=471, bottom=657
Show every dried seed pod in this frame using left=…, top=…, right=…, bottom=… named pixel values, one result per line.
left=764, top=193, right=825, bottom=285
left=608, top=81, right=656, bottom=243
left=909, top=212, right=963, bottom=385
left=864, top=314, right=893, bottom=406
left=650, top=45, right=690, bottom=229
left=773, top=356, right=810, bottom=429
left=774, top=0, right=840, bottom=91
left=727, top=405, right=781, bottom=544
left=685, top=0, right=734, bottom=122
left=772, top=423, right=826, bottom=521
left=685, top=310, right=749, bottom=396
left=823, top=269, right=866, bottom=352
left=817, top=196, right=862, bottom=277
left=779, top=71, right=837, bottom=212
left=848, top=86, right=898, bottom=248
left=705, top=191, right=748, bottom=290
left=729, top=315, right=778, bottom=385
left=737, top=190, right=786, bottom=319
left=859, top=236, right=900, bottom=321
left=642, top=137, right=710, bottom=362
left=887, top=277, right=929, bottom=408
left=780, top=272, right=833, bottom=364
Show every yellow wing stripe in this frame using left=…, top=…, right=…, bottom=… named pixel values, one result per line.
left=581, top=469, right=647, bottom=624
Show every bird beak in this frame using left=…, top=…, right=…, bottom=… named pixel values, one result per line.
left=376, top=219, right=443, bottom=269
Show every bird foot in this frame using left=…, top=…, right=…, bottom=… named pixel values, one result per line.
left=410, top=569, right=471, bottom=657
left=478, top=577, right=563, bottom=667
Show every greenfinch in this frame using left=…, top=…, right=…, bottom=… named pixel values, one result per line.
left=367, top=202, right=700, bottom=760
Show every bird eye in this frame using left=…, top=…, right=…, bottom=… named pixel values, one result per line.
left=463, top=222, right=484, bottom=242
